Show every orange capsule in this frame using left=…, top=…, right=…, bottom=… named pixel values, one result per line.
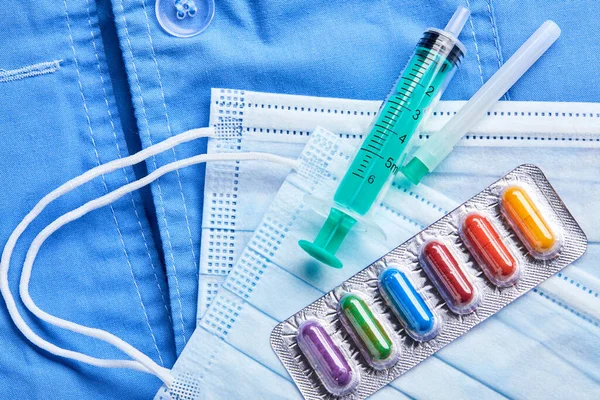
left=460, top=212, right=519, bottom=287
left=501, top=185, right=559, bottom=259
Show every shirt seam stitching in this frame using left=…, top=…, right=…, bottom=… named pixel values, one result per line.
left=83, top=0, right=173, bottom=352
left=116, top=0, right=188, bottom=345
left=139, top=0, right=199, bottom=280
left=63, top=0, right=164, bottom=363
left=0, top=60, right=62, bottom=83
left=464, top=0, right=486, bottom=85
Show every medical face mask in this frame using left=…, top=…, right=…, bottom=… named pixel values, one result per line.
left=161, top=126, right=600, bottom=400
left=199, top=88, right=600, bottom=319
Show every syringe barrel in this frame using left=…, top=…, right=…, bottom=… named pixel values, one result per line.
left=333, top=28, right=465, bottom=216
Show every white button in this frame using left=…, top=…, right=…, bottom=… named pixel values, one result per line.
left=156, top=0, right=215, bottom=38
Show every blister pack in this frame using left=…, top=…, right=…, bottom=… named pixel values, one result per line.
left=270, top=164, right=587, bottom=399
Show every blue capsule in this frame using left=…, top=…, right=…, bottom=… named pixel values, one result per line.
left=378, top=267, right=440, bottom=341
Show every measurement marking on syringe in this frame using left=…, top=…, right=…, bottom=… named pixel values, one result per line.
left=360, top=148, right=383, bottom=159
left=388, top=101, right=411, bottom=112
left=352, top=172, right=364, bottom=179
left=375, top=124, right=393, bottom=131
left=395, top=89, right=411, bottom=97
left=404, top=76, right=425, bottom=87
left=413, top=63, right=428, bottom=73
left=384, top=111, right=400, bottom=121
left=401, top=81, right=418, bottom=92
left=382, top=116, right=398, bottom=125
left=393, top=94, right=410, bottom=104
left=402, top=80, right=418, bottom=90
left=400, top=86, right=417, bottom=95
left=417, top=54, right=437, bottom=64
left=416, top=58, right=431, bottom=68
left=400, top=85, right=416, bottom=95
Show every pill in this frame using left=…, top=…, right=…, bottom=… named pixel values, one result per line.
left=461, top=212, right=519, bottom=286
left=378, top=267, right=440, bottom=341
left=338, top=293, right=397, bottom=369
left=297, top=320, right=357, bottom=395
left=501, top=185, right=558, bottom=258
left=420, top=240, right=479, bottom=314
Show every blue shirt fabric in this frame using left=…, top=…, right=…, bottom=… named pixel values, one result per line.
left=0, top=0, right=598, bottom=398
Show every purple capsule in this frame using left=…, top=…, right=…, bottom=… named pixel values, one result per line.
left=297, top=320, right=358, bottom=395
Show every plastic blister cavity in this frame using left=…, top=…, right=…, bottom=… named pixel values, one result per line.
left=296, top=320, right=359, bottom=396
left=500, top=184, right=562, bottom=259
left=337, top=293, right=398, bottom=370
left=271, top=164, right=587, bottom=400
left=418, top=239, right=480, bottom=314
left=459, top=211, right=520, bottom=287
left=378, top=266, right=441, bottom=341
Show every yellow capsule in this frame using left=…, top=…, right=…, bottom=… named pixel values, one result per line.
left=501, top=185, right=558, bottom=257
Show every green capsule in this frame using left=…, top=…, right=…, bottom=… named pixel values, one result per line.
left=338, top=293, right=397, bottom=369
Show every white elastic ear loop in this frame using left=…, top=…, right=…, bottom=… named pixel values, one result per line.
left=20, top=152, right=299, bottom=385
left=1, top=126, right=300, bottom=387
left=1, top=127, right=213, bottom=386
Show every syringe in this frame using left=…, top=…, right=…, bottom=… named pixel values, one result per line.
left=299, top=7, right=470, bottom=268
left=401, top=21, right=561, bottom=185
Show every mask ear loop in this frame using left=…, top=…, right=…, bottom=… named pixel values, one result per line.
left=0, top=126, right=300, bottom=387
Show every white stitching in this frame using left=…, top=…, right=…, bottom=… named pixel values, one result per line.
left=485, top=0, right=509, bottom=100
left=464, top=0, right=485, bottom=85
left=0, top=60, right=62, bottom=83
left=64, top=0, right=164, bottom=364
left=83, top=0, right=172, bottom=328
left=115, top=0, right=188, bottom=344
left=139, top=0, right=199, bottom=278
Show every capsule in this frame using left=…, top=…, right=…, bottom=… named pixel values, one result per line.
left=501, top=185, right=559, bottom=259
left=338, top=293, right=397, bottom=369
left=460, top=212, right=519, bottom=287
left=378, top=267, right=440, bottom=341
left=297, top=320, right=358, bottom=395
left=420, top=240, right=479, bottom=314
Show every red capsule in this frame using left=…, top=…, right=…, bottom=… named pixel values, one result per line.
left=460, top=212, right=519, bottom=287
left=420, top=240, right=479, bottom=313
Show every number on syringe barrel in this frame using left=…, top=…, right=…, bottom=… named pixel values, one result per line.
left=425, top=85, right=435, bottom=97
left=385, top=157, right=399, bottom=175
